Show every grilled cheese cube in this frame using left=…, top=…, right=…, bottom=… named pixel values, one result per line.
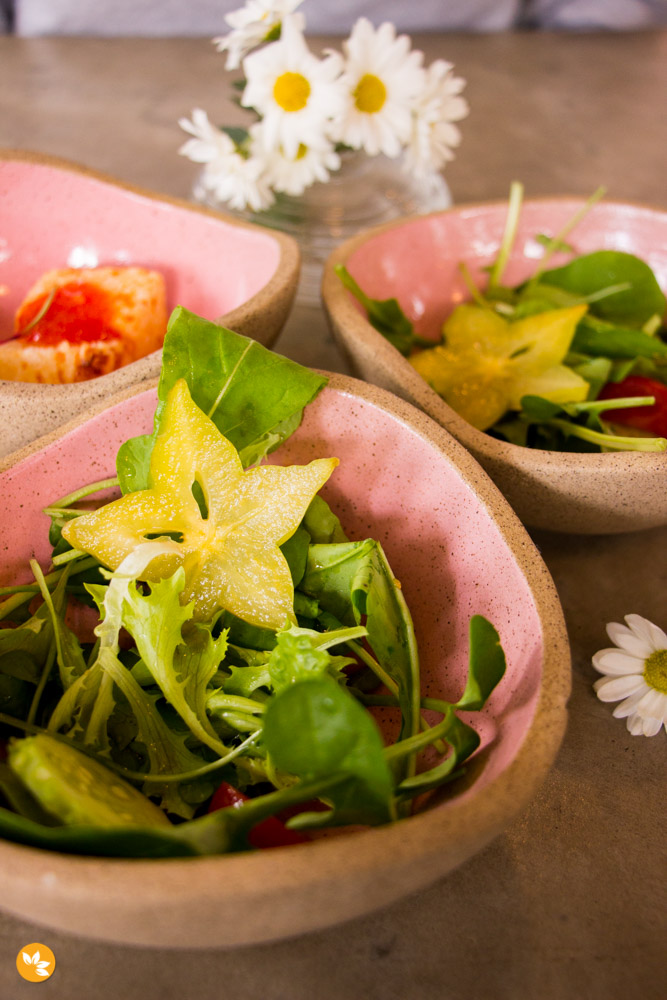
left=0, top=337, right=127, bottom=383
left=0, top=266, right=167, bottom=384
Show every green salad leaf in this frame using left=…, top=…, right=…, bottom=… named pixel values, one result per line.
left=117, top=308, right=327, bottom=492
left=538, top=250, right=666, bottom=329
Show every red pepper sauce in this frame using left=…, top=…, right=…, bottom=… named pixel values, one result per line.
left=15, top=281, right=123, bottom=345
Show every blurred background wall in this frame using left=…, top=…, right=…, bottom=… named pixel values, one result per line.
left=5, top=0, right=667, bottom=35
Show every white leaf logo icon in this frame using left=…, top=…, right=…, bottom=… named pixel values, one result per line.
left=17, top=943, right=56, bottom=982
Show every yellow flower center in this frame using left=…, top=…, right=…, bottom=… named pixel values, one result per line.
left=354, top=73, right=387, bottom=114
left=273, top=71, right=311, bottom=112
left=644, top=649, right=667, bottom=694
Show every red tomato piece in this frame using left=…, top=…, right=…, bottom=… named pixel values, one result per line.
left=598, top=375, right=667, bottom=437
left=16, top=282, right=121, bottom=345
left=208, top=781, right=308, bottom=849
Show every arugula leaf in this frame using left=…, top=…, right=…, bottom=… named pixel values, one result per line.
left=117, top=309, right=328, bottom=492
left=395, top=711, right=481, bottom=798
left=539, top=251, right=666, bottom=328
left=335, top=264, right=417, bottom=356
left=456, top=615, right=506, bottom=711
left=571, top=315, right=667, bottom=360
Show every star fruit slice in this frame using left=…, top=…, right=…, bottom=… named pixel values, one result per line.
left=409, top=303, right=589, bottom=430
left=63, top=379, right=338, bottom=630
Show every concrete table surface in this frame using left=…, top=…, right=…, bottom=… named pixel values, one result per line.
left=0, top=29, right=665, bottom=1000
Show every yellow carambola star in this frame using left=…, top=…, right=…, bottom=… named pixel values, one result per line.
left=410, top=303, right=589, bottom=430
left=63, top=379, right=338, bottom=630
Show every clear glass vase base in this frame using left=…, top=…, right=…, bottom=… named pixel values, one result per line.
left=193, top=154, right=452, bottom=308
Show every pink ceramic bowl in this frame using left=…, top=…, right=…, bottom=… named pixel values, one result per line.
left=0, top=375, right=569, bottom=947
left=322, top=198, right=667, bottom=535
left=0, top=149, right=299, bottom=456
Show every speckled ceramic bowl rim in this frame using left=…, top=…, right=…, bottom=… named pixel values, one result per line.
left=0, top=374, right=570, bottom=946
left=321, top=196, right=667, bottom=478
left=0, top=146, right=301, bottom=377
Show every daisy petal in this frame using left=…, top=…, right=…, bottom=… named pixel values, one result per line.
left=612, top=687, right=650, bottom=719
left=635, top=687, right=667, bottom=720
left=606, top=621, right=653, bottom=658
left=640, top=715, right=663, bottom=737
left=624, top=613, right=667, bottom=652
left=592, top=648, right=644, bottom=676
left=594, top=674, right=645, bottom=703
left=626, top=712, right=646, bottom=736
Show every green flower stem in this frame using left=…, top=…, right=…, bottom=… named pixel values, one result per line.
left=563, top=396, right=655, bottom=417
left=488, top=179, right=524, bottom=290
left=116, top=731, right=262, bottom=784
left=26, top=640, right=56, bottom=728
left=356, top=690, right=449, bottom=755
left=0, top=556, right=98, bottom=619
left=550, top=417, right=667, bottom=452
left=458, top=261, right=490, bottom=308
left=51, top=548, right=88, bottom=567
left=25, top=560, right=64, bottom=726
left=526, top=185, right=606, bottom=289
left=45, top=476, right=119, bottom=512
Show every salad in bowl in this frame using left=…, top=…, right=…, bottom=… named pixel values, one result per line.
left=0, top=310, right=568, bottom=946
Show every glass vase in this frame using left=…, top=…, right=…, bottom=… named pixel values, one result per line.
left=193, top=151, right=452, bottom=308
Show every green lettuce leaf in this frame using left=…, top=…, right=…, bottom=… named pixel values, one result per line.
left=117, top=308, right=328, bottom=492
left=121, top=571, right=229, bottom=756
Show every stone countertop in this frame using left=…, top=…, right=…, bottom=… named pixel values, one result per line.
left=0, top=30, right=665, bottom=1000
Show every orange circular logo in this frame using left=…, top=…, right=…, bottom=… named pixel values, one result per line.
left=16, top=943, right=56, bottom=982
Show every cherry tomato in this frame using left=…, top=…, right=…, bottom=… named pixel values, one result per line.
left=598, top=375, right=667, bottom=437
left=208, top=781, right=308, bottom=849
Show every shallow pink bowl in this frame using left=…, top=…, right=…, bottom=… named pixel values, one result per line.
left=0, top=149, right=299, bottom=456
left=322, top=199, right=667, bottom=534
left=0, top=375, right=569, bottom=947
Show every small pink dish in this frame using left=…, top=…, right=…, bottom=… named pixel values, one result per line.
left=0, top=149, right=299, bottom=456
left=322, top=198, right=667, bottom=534
left=0, top=375, right=569, bottom=947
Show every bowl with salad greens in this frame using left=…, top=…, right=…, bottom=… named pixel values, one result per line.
left=322, top=186, right=667, bottom=534
left=0, top=308, right=569, bottom=947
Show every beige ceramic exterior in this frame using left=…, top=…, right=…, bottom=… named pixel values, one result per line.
left=0, top=375, right=570, bottom=948
left=322, top=200, right=667, bottom=535
left=0, top=149, right=300, bottom=457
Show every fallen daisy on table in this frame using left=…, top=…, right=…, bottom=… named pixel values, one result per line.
left=592, top=614, right=667, bottom=737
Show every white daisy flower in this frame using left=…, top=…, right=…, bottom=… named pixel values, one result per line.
left=213, top=1, right=305, bottom=70
left=404, top=59, right=469, bottom=177
left=241, top=15, right=344, bottom=160
left=178, top=108, right=237, bottom=164
left=332, top=18, right=426, bottom=159
left=179, top=109, right=273, bottom=212
left=251, top=123, right=341, bottom=196
left=592, top=613, right=667, bottom=737
left=204, top=153, right=274, bottom=213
